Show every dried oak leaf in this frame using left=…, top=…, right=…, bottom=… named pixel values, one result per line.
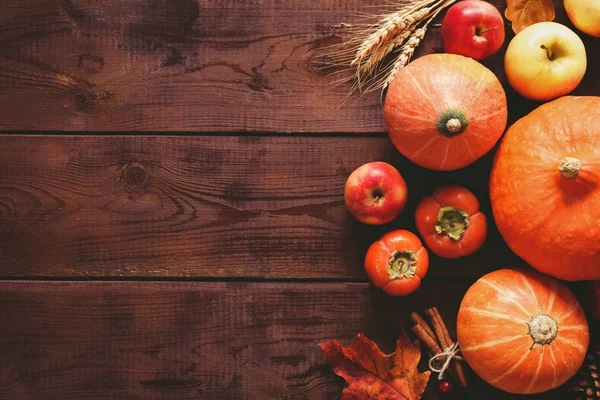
left=320, top=331, right=430, bottom=400
left=505, top=0, right=555, bottom=34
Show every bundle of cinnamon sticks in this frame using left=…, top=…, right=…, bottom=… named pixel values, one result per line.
left=410, top=307, right=468, bottom=387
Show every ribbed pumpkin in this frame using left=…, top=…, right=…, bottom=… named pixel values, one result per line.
left=457, top=269, right=589, bottom=394
left=490, top=96, right=600, bottom=281
left=384, top=53, right=507, bottom=171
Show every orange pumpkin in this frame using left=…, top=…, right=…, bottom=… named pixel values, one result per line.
left=457, top=269, right=589, bottom=394
left=490, top=96, right=600, bottom=281
left=384, top=53, right=507, bottom=171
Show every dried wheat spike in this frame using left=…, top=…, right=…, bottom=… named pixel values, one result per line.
left=382, top=27, right=427, bottom=89
left=351, top=7, right=430, bottom=68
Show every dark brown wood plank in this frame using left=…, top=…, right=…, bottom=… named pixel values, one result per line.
left=0, top=0, right=383, bottom=132
left=0, top=280, right=577, bottom=400
left=1, top=0, right=596, bottom=132
left=0, top=135, right=530, bottom=278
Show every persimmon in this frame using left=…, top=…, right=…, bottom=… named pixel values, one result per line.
left=415, top=185, right=487, bottom=259
left=364, top=230, right=429, bottom=296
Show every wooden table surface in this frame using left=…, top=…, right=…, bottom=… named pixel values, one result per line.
left=0, top=0, right=597, bottom=399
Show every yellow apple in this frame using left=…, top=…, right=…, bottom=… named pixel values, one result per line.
left=565, top=0, right=600, bottom=37
left=504, top=22, right=587, bottom=101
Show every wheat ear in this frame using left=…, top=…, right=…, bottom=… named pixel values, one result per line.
left=355, top=7, right=429, bottom=72
left=350, top=5, right=431, bottom=68
left=382, top=0, right=456, bottom=88
left=351, top=14, right=408, bottom=67
left=382, top=27, right=427, bottom=89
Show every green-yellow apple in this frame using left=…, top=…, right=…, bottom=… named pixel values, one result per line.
left=504, top=22, right=587, bottom=101
left=565, top=0, right=600, bottom=37
left=344, top=162, right=407, bottom=225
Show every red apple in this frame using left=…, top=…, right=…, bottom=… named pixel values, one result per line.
left=441, top=0, right=505, bottom=60
left=344, top=162, right=407, bottom=225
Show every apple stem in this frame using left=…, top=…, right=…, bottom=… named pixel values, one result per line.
left=372, top=188, right=384, bottom=204
left=476, top=26, right=499, bottom=35
left=540, top=44, right=553, bottom=61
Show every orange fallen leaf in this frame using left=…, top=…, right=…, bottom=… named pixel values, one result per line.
left=320, top=330, right=430, bottom=400
left=505, top=0, right=555, bottom=33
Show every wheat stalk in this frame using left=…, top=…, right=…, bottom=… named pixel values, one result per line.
left=382, top=1, right=454, bottom=88
left=352, top=7, right=429, bottom=68
left=326, top=0, right=458, bottom=94
left=383, top=27, right=427, bottom=89
left=351, top=13, right=410, bottom=67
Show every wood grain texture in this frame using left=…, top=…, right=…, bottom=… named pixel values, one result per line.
left=0, top=280, right=576, bottom=400
left=1, top=0, right=595, bottom=132
left=0, top=0, right=384, bottom=132
left=0, top=135, right=529, bottom=278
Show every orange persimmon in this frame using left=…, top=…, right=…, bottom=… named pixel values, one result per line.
left=415, top=185, right=487, bottom=259
left=364, top=230, right=429, bottom=296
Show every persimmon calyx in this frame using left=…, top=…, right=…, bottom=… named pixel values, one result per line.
left=528, top=314, right=558, bottom=345
left=559, top=157, right=581, bottom=178
left=387, top=250, right=418, bottom=280
left=435, top=206, right=469, bottom=241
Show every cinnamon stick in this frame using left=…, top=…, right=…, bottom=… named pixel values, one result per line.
left=425, top=307, right=468, bottom=388
left=451, top=349, right=468, bottom=387
left=411, top=324, right=442, bottom=354
left=411, top=324, right=461, bottom=384
left=410, top=311, right=436, bottom=340
left=425, top=307, right=451, bottom=349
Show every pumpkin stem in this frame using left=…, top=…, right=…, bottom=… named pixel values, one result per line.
left=437, top=109, right=469, bottom=137
left=446, top=119, right=462, bottom=133
left=387, top=250, right=418, bottom=280
left=435, top=206, right=469, bottom=241
left=528, top=314, right=558, bottom=346
left=558, top=157, right=581, bottom=178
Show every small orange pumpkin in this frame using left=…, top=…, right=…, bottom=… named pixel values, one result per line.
left=457, top=268, right=589, bottom=394
left=384, top=53, right=507, bottom=171
left=490, top=96, right=600, bottom=281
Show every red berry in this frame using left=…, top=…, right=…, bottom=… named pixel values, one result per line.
left=439, top=380, right=453, bottom=396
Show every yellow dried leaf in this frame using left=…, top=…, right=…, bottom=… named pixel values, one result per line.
left=505, top=0, right=555, bottom=33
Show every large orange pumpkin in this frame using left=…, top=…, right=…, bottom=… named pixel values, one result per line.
left=457, top=269, right=589, bottom=394
left=490, top=96, right=600, bottom=281
left=384, top=53, right=507, bottom=171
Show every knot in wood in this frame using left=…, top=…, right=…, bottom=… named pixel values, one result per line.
left=72, top=92, right=90, bottom=110
left=78, top=54, right=105, bottom=74
left=121, top=163, right=149, bottom=188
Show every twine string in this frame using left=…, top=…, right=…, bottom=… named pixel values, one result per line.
left=428, top=342, right=464, bottom=380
